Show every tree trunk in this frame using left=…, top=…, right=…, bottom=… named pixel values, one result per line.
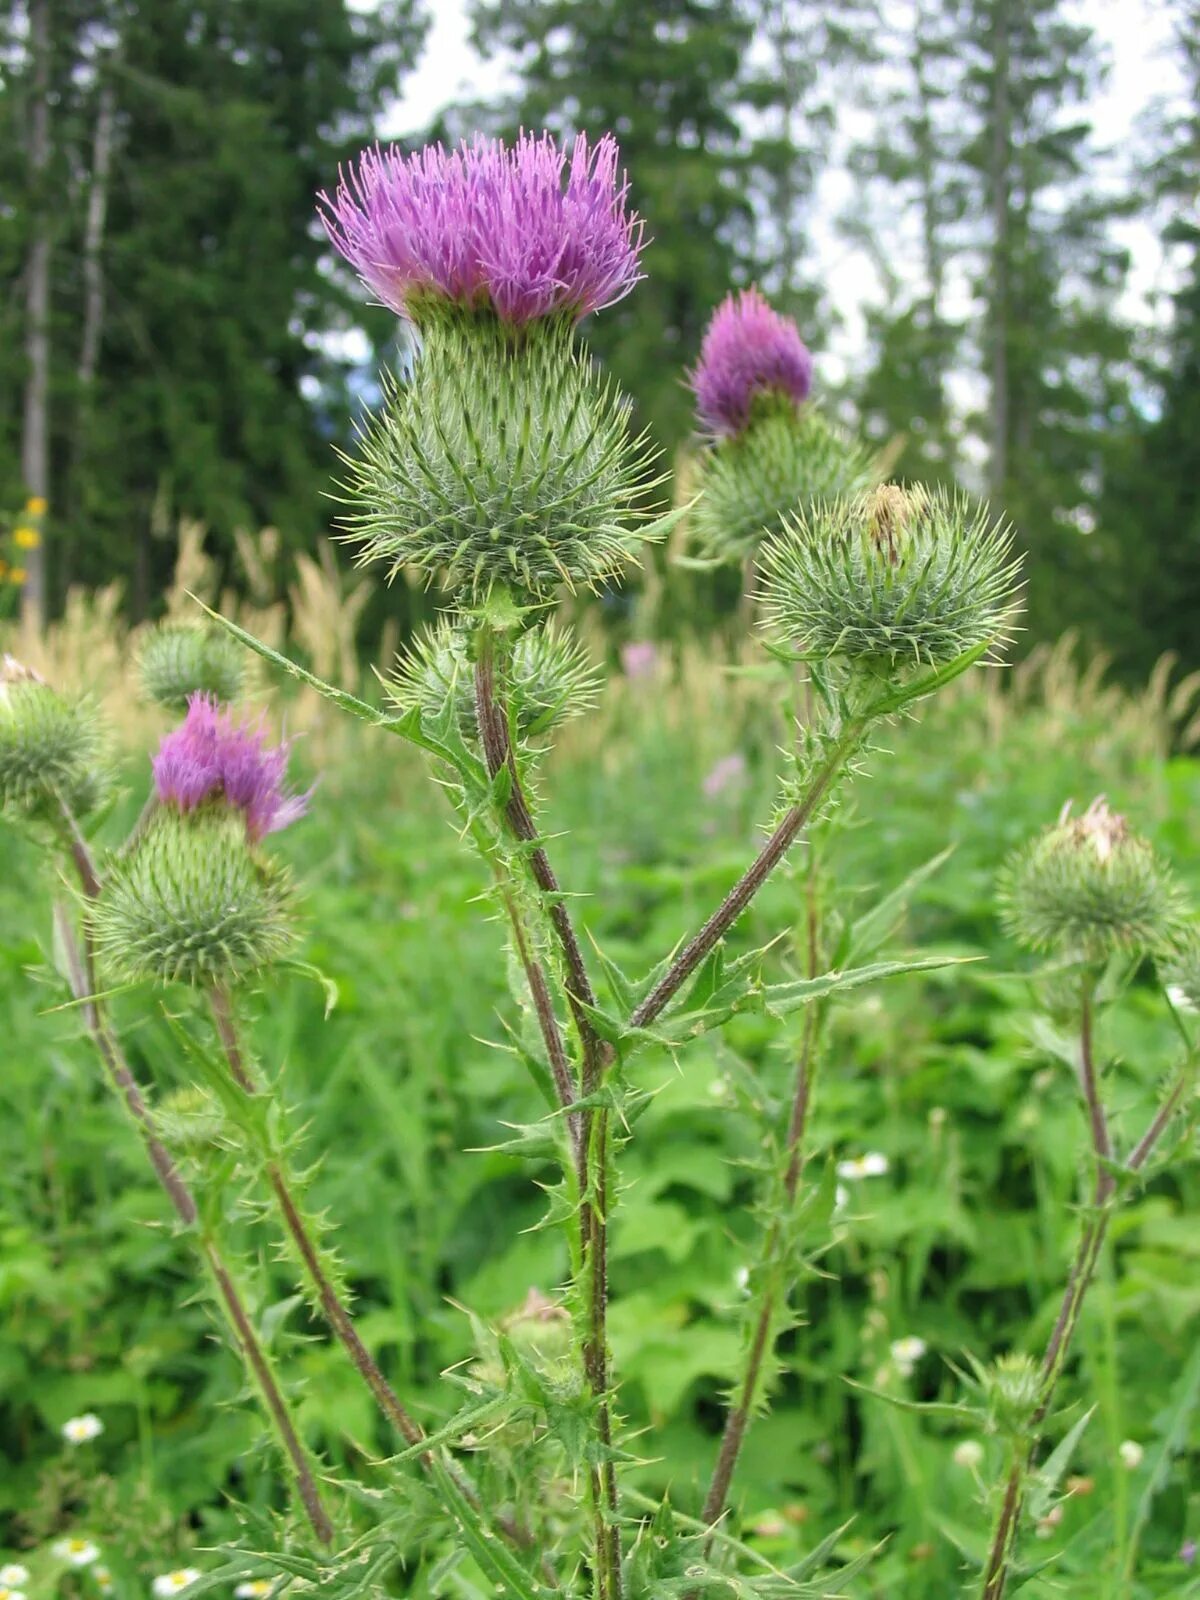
left=20, top=0, right=52, bottom=629
left=988, top=0, right=1011, bottom=501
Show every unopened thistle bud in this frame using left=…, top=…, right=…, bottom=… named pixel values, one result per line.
left=154, top=1085, right=225, bottom=1151
left=1000, top=799, right=1179, bottom=962
left=323, top=132, right=656, bottom=602
left=388, top=618, right=599, bottom=741
left=0, top=656, right=104, bottom=818
left=758, top=484, right=1021, bottom=675
left=983, top=1352, right=1042, bottom=1437
left=686, top=289, right=876, bottom=562
left=138, top=621, right=245, bottom=709
left=93, top=697, right=308, bottom=987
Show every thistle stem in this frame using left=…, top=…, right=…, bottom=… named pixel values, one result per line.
left=50, top=827, right=334, bottom=1546
left=978, top=982, right=1185, bottom=1600
left=701, top=861, right=824, bottom=1537
left=206, top=985, right=553, bottom=1578
left=629, top=722, right=865, bottom=1031
left=474, top=630, right=622, bottom=1600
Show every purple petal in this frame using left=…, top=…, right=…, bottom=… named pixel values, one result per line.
left=691, top=288, right=813, bottom=437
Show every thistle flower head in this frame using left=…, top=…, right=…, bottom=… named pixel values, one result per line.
left=1000, top=798, right=1179, bottom=962
left=322, top=131, right=644, bottom=327
left=758, top=484, right=1021, bottom=675
left=0, top=656, right=105, bottom=818
left=153, top=695, right=310, bottom=842
left=688, top=404, right=878, bottom=563
left=691, top=288, right=813, bottom=438
left=342, top=315, right=656, bottom=601
left=93, top=807, right=296, bottom=988
left=138, top=621, right=245, bottom=709
left=388, top=618, right=599, bottom=742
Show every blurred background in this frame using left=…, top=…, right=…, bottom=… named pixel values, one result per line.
left=1, top=0, right=1198, bottom=676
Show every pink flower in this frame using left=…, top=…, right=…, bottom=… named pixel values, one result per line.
left=153, top=695, right=310, bottom=841
left=691, top=287, right=813, bottom=437
left=321, top=131, right=644, bottom=327
left=620, top=641, right=659, bottom=680
left=702, top=753, right=747, bottom=799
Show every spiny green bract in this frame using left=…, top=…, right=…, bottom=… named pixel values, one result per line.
left=94, top=806, right=295, bottom=987
left=1000, top=798, right=1180, bottom=962
left=154, top=1085, right=225, bottom=1151
left=340, top=312, right=656, bottom=602
left=387, top=618, right=600, bottom=742
left=984, top=1352, right=1043, bottom=1436
left=138, top=620, right=245, bottom=708
left=688, top=401, right=878, bottom=563
left=0, top=673, right=104, bottom=818
left=758, top=483, right=1021, bottom=673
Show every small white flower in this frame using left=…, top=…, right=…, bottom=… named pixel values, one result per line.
left=235, top=1583, right=276, bottom=1599
left=1119, top=1439, right=1144, bottom=1471
left=0, top=1569, right=30, bottom=1588
left=62, top=1413, right=104, bottom=1445
left=836, top=1152, right=889, bottom=1181
left=890, top=1336, right=927, bottom=1375
left=95, top=1567, right=114, bottom=1593
left=53, top=1539, right=100, bottom=1567
left=153, top=1571, right=202, bottom=1597
left=834, top=1184, right=850, bottom=1217
left=0, top=1586, right=28, bottom=1600
left=1167, top=984, right=1196, bottom=1013
left=953, top=1439, right=984, bottom=1470
left=734, top=1265, right=751, bottom=1295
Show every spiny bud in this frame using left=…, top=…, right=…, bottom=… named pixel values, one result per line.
left=758, top=485, right=1021, bottom=674
left=1000, top=798, right=1179, bottom=962
left=93, top=806, right=296, bottom=987
left=387, top=618, right=600, bottom=742
left=154, top=1085, right=225, bottom=1151
left=0, top=656, right=104, bottom=818
left=138, top=621, right=245, bottom=709
left=983, top=1353, right=1043, bottom=1437
left=340, top=314, right=657, bottom=602
left=502, top=1288, right=574, bottom=1371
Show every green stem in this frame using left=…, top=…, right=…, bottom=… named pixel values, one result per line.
left=50, top=865, right=333, bottom=1545
left=473, top=629, right=621, bottom=1600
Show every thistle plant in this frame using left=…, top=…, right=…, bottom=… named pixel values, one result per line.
left=685, top=288, right=877, bottom=564
left=137, top=619, right=246, bottom=708
left=5, top=122, right=1194, bottom=1600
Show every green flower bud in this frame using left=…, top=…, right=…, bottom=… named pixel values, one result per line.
left=0, top=656, right=104, bottom=818
left=502, top=1288, right=574, bottom=1371
left=689, top=401, right=878, bottom=563
left=341, top=312, right=656, bottom=602
left=387, top=618, right=600, bottom=742
left=1000, top=799, right=1179, bottom=962
left=758, top=484, right=1021, bottom=674
left=984, top=1352, right=1043, bottom=1437
left=137, top=621, right=245, bottom=709
left=93, top=806, right=295, bottom=987
left=154, top=1085, right=225, bottom=1151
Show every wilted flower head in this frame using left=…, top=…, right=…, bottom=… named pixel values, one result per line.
left=154, top=695, right=309, bottom=842
left=322, top=131, right=644, bottom=327
left=1001, top=798, right=1179, bottom=962
left=759, top=484, right=1020, bottom=676
left=691, top=288, right=813, bottom=438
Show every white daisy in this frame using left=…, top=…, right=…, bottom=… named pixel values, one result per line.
left=95, top=1567, right=114, bottom=1593
left=152, top=1571, right=202, bottom=1597
left=1119, top=1439, right=1144, bottom=1471
left=953, top=1439, right=984, bottom=1470
left=61, top=1414, right=104, bottom=1445
left=836, top=1152, right=889, bottom=1181
left=890, top=1336, right=927, bottom=1376
left=235, top=1583, right=276, bottom=1599
left=53, top=1539, right=100, bottom=1567
left=0, top=1586, right=28, bottom=1600
left=0, top=1569, right=29, bottom=1588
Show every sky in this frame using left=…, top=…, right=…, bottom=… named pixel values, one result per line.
left=350, top=0, right=1187, bottom=379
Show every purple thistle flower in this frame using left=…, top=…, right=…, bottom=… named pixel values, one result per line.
left=153, top=694, right=310, bottom=842
left=320, top=131, right=645, bottom=326
left=691, top=287, right=814, bottom=438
